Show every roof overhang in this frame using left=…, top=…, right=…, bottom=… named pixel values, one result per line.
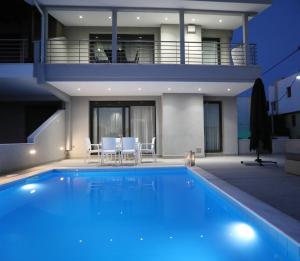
left=26, top=0, right=271, bottom=14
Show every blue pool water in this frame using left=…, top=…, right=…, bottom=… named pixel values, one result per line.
left=0, top=167, right=299, bottom=261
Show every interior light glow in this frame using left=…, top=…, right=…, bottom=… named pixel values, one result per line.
left=29, top=149, right=36, bottom=155
left=296, top=74, right=300, bottom=80
left=229, top=223, right=256, bottom=242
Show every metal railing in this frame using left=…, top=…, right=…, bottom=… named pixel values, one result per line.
left=0, top=39, right=30, bottom=63
left=47, top=39, right=256, bottom=66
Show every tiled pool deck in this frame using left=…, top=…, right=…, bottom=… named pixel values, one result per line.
left=1, top=155, right=300, bottom=245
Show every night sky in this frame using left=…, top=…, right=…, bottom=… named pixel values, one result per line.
left=232, top=0, right=300, bottom=96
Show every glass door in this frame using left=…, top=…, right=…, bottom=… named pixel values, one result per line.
left=90, top=101, right=156, bottom=144
left=204, top=102, right=222, bottom=152
left=92, top=107, right=129, bottom=144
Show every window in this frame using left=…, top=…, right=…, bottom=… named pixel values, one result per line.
left=292, top=114, right=296, bottom=127
left=204, top=101, right=222, bottom=152
left=90, top=101, right=156, bottom=144
left=287, top=86, right=292, bottom=98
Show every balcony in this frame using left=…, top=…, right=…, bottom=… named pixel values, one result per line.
left=0, top=39, right=32, bottom=63
left=46, top=39, right=256, bottom=66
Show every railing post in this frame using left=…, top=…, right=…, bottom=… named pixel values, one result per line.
left=179, top=9, right=185, bottom=65
left=112, top=9, right=118, bottom=63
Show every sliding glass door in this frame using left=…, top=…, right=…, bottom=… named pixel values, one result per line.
left=204, top=102, right=222, bottom=152
left=90, top=101, right=155, bottom=144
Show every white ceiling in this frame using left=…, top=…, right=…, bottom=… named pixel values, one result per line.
left=49, top=10, right=245, bottom=29
left=49, top=81, right=252, bottom=96
left=27, top=0, right=271, bottom=13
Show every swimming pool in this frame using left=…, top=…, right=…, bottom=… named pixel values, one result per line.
left=0, top=167, right=299, bottom=261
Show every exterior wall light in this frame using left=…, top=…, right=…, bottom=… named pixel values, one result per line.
left=296, top=74, right=300, bottom=80
left=59, top=147, right=64, bottom=151
left=187, top=24, right=196, bottom=34
left=29, top=149, right=36, bottom=155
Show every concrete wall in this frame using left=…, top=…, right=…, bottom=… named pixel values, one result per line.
left=161, top=93, right=205, bottom=157
left=205, top=96, right=238, bottom=155
left=70, top=96, right=162, bottom=158
left=160, top=24, right=202, bottom=64
left=0, top=110, right=66, bottom=175
left=239, top=137, right=289, bottom=155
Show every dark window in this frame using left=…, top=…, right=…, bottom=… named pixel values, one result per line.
left=287, top=86, right=292, bottom=97
left=292, top=115, right=296, bottom=127
left=89, top=34, right=155, bottom=63
left=204, top=101, right=222, bottom=152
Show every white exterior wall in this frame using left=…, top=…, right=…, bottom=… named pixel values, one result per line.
left=205, top=96, right=238, bottom=155
left=0, top=110, right=66, bottom=174
left=160, top=24, right=202, bottom=64
left=70, top=96, right=162, bottom=158
left=161, top=93, right=205, bottom=157
left=269, top=73, right=300, bottom=114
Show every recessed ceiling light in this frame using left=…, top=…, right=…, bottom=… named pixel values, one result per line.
left=136, top=16, right=140, bottom=20
left=138, top=87, right=142, bottom=91
left=108, top=88, right=112, bottom=91
left=167, top=87, right=172, bottom=91
left=77, top=88, right=81, bottom=91
left=164, top=17, right=168, bottom=21
left=227, top=88, right=231, bottom=92
left=219, top=19, right=223, bottom=23
left=108, top=16, right=112, bottom=19
left=198, top=88, right=202, bottom=91
left=79, top=15, right=83, bottom=19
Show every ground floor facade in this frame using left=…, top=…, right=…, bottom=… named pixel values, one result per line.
left=69, top=94, right=238, bottom=158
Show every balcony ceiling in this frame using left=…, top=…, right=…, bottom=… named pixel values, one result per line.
left=48, top=81, right=252, bottom=97
left=26, top=0, right=271, bottom=13
left=49, top=10, right=247, bottom=30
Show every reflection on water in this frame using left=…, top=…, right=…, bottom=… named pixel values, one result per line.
left=0, top=168, right=298, bottom=261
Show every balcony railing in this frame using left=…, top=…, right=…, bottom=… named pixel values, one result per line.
left=46, top=39, right=256, bottom=66
left=0, top=39, right=30, bottom=63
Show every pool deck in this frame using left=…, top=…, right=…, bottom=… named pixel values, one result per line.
left=1, top=155, right=300, bottom=244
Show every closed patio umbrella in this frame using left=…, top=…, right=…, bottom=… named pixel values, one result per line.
left=241, top=78, right=276, bottom=166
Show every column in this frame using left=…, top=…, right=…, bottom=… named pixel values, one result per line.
left=112, top=9, right=118, bottom=63
left=179, top=10, right=185, bottom=64
left=242, top=13, right=249, bottom=65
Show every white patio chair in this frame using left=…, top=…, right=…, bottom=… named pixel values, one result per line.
left=140, top=137, right=156, bottom=162
left=101, top=137, right=119, bottom=165
left=121, top=137, right=138, bottom=165
left=85, top=137, right=100, bottom=163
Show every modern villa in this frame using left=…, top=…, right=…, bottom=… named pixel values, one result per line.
left=1, top=0, right=271, bottom=170
left=1, top=1, right=300, bottom=261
